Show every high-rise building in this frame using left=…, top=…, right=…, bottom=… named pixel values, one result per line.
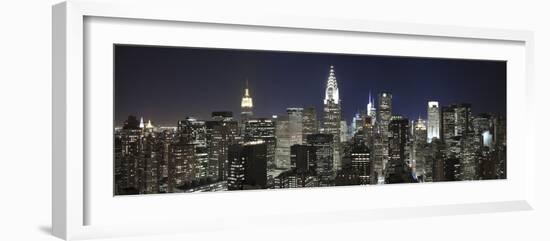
left=372, top=132, right=385, bottom=184
left=385, top=116, right=414, bottom=183
left=244, top=118, right=276, bottom=168
left=275, top=116, right=291, bottom=169
left=377, top=92, right=392, bottom=136
left=412, top=118, right=428, bottom=179
left=240, top=79, right=254, bottom=121
left=290, top=144, right=317, bottom=172
left=322, top=66, right=342, bottom=170
left=441, top=103, right=472, bottom=141
left=306, top=134, right=335, bottom=186
left=287, top=108, right=304, bottom=145
left=243, top=118, right=276, bottom=141
left=473, top=114, right=493, bottom=147
left=117, top=115, right=143, bottom=194
left=227, top=141, right=268, bottom=190
left=363, top=115, right=375, bottom=150
left=302, top=107, right=318, bottom=141
left=376, top=92, right=392, bottom=175
left=426, top=139, right=446, bottom=182
left=205, top=112, right=239, bottom=181
left=493, top=116, right=506, bottom=148
left=139, top=134, right=161, bottom=194
left=441, top=105, right=456, bottom=143
left=367, top=91, right=376, bottom=125
left=340, top=120, right=348, bottom=143
left=454, top=103, right=472, bottom=136
left=461, top=131, right=480, bottom=180
left=388, top=116, right=409, bottom=162
left=348, top=142, right=371, bottom=185
left=427, top=101, right=440, bottom=143
left=178, top=118, right=208, bottom=180
left=169, top=139, right=195, bottom=191
left=351, top=112, right=365, bottom=136
left=440, top=103, right=474, bottom=181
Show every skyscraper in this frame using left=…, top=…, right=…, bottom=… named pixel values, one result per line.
left=290, top=144, right=317, bottom=172
left=205, top=112, right=239, bottom=181
left=243, top=118, right=276, bottom=168
left=461, top=131, right=480, bottom=180
left=306, top=134, right=335, bottom=186
left=412, top=118, right=428, bottom=179
left=367, top=91, right=376, bottom=125
left=302, top=107, right=318, bottom=141
left=351, top=112, right=364, bottom=136
left=348, top=141, right=372, bottom=185
left=240, top=79, right=254, bottom=122
left=340, top=120, right=349, bottom=143
left=322, top=66, right=342, bottom=171
left=178, top=118, right=208, bottom=180
left=275, top=116, right=291, bottom=169
left=441, top=105, right=456, bottom=143
left=322, top=66, right=342, bottom=139
left=243, top=118, right=276, bottom=141
left=385, top=116, right=414, bottom=183
left=117, top=115, right=143, bottom=194
left=454, top=103, right=472, bottom=136
left=169, top=139, right=196, bottom=191
left=388, top=116, right=409, bottom=162
left=427, top=101, right=440, bottom=143
left=377, top=92, right=392, bottom=136
left=473, top=114, right=493, bottom=147
left=287, top=108, right=304, bottom=145
left=227, top=141, right=268, bottom=190
left=376, top=92, right=392, bottom=176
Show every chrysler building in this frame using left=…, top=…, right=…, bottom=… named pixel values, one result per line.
left=322, top=66, right=343, bottom=170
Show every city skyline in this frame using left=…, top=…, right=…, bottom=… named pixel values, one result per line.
left=114, top=44, right=506, bottom=195
left=114, top=45, right=506, bottom=126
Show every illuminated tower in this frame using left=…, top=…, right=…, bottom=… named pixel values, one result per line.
left=412, top=117, right=428, bottom=179
left=367, top=91, right=376, bottom=125
left=427, top=101, right=440, bottom=143
left=139, top=117, right=145, bottom=129
left=287, top=108, right=304, bottom=145
left=240, top=79, right=254, bottom=121
left=376, top=91, right=392, bottom=175
left=376, top=92, right=392, bottom=137
left=302, top=107, right=318, bottom=141
left=322, top=65, right=342, bottom=171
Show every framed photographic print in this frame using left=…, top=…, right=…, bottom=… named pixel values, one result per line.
left=113, top=44, right=507, bottom=195
left=53, top=0, right=535, bottom=240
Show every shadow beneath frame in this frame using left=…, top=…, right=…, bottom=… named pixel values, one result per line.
left=38, top=225, right=52, bottom=235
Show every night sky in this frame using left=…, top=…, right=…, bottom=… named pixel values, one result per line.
left=114, top=45, right=506, bottom=126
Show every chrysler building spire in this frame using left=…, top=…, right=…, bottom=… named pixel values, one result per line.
left=324, top=65, right=340, bottom=105
left=321, top=65, right=343, bottom=171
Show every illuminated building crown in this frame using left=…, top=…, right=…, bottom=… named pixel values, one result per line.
left=139, top=117, right=144, bottom=129
left=241, top=79, right=253, bottom=108
left=324, top=65, right=340, bottom=105
left=367, top=91, right=375, bottom=116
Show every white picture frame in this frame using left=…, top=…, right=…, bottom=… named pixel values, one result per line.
left=52, top=0, right=535, bottom=240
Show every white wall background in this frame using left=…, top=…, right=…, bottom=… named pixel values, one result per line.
left=0, top=0, right=548, bottom=240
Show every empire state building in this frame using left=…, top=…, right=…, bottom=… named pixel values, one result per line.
left=322, top=66, right=343, bottom=170
left=241, top=79, right=253, bottom=121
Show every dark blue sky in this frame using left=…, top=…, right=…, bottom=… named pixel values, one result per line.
left=114, top=45, right=506, bottom=126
